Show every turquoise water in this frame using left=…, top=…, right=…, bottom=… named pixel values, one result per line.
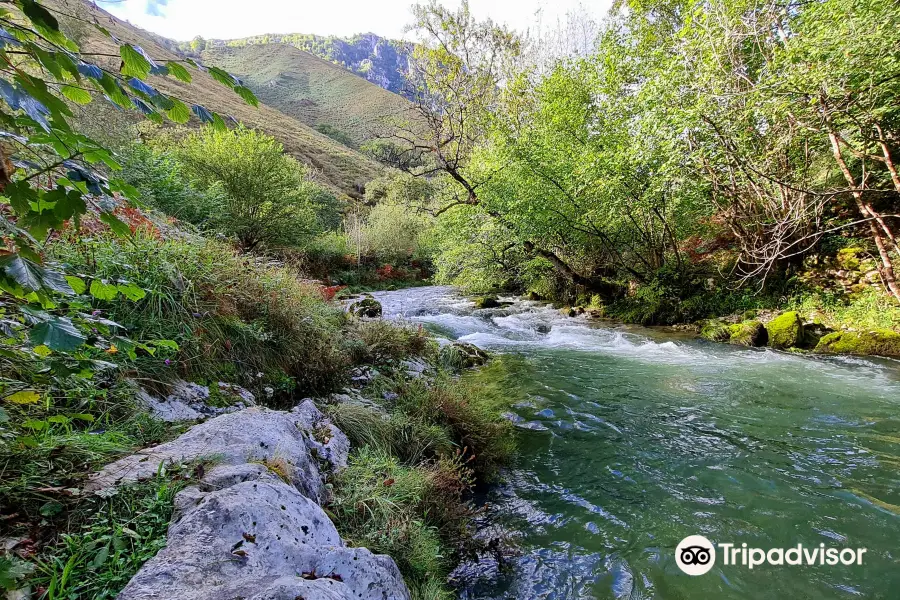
left=374, top=287, right=900, bottom=600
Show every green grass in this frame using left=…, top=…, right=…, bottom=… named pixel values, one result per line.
left=785, top=288, right=900, bottom=332
left=50, top=232, right=350, bottom=402
left=33, top=475, right=189, bottom=600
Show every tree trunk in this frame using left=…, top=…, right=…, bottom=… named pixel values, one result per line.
left=828, top=130, right=900, bottom=302
left=523, top=241, right=622, bottom=300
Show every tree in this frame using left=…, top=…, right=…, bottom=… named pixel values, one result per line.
left=620, top=0, right=900, bottom=300
left=374, top=0, right=521, bottom=210
left=175, top=127, right=324, bottom=251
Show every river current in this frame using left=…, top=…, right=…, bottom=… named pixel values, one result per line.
left=372, top=286, right=900, bottom=600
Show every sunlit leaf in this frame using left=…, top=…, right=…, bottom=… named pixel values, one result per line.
left=4, top=390, right=40, bottom=405
left=89, top=279, right=119, bottom=301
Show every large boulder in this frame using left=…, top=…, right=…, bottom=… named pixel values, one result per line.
left=814, top=329, right=900, bottom=358
left=766, top=311, right=803, bottom=349
left=117, top=464, right=409, bottom=600
left=85, top=407, right=348, bottom=502
left=473, top=296, right=500, bottom=309
left=699, top=320, right=731, bottom=342
left=727, top=320, right=768, bottom=347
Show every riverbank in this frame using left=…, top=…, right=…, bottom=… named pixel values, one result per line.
left=0, top=233, right=515, bottom=599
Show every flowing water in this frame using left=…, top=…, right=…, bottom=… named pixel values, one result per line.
left=372, top=286, right=900, bottom=600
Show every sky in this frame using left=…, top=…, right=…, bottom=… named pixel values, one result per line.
left=98, top=0, right=612, bottom=42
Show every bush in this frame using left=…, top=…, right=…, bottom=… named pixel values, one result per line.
left=174, top=126, right=333, bottom=251
left=117, top=144, right=225, bottom=227
left=50, top=232, right=349, bottom=400
left=348, top=319, right=436, bottom=364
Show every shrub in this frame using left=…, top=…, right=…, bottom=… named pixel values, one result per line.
left=117, top=144, right=226, bottom=227
left=174, top=126, right=330, bottom=251
left=329, top=447, right=471, bottom=588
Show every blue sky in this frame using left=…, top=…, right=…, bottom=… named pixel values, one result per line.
left=99, top=0, right=611, bottom=42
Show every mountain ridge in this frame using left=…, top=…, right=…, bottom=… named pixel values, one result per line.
left=50, top=0, right=387, bottom=199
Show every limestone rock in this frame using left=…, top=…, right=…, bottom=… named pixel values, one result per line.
left=727, top=320, right=768, bottom=347
left=438, top=342, right=491, bottom=370
left=349, top=297, right=383, bottom=318
left=699, top=320, right=730, bottom=342
left=117, top=469, right=409, bottom=600
left=85, top=408, right=329, bottom=500
left=473, top=296, right=500, bottom=309
left=135, top=380, right=256, bottom=423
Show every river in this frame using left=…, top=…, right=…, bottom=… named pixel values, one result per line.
left=372, top=286, right=900, bottom=600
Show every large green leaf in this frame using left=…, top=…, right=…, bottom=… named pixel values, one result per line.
left=60, top=84, right=92, bottom=105
left=166, top=97, right=191, bottom=124
left=167, top=61, right=192, bottom=83
left=117, top=282, right=146, bottom=301
left=89, top=279, right=119, bottom=301
left=29, top=316, right=85, bottom=351
left=234, top=86, right=259, bottom=107
left=120, top=44, right=152, bottom=79
left=100, top=212, right=132, bottom=238
left=0, top=254, right=73, bottom=295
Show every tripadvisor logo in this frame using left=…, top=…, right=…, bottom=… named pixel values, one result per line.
left=675, top=535, right=867, bottom=576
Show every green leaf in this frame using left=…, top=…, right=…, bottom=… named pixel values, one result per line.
left=167, top=61, right=192, bottom=83
left=53, top=189, right=86, bottom=221
left=0, top=407, right=7, bottom=424
left=0, top=254, right=40, bottom=290
left=208, top=66, right=237, bottom=88
left=60, top=84, right=92, bottom=105
left=68, top=413, right=95, bottom=422
left=149, top=339, right=179, bottom=351
left=117, top=282, right=146, bottom=301
left=120, top=44, right=152, bottom=79
left=32, top=344, right=52, bottom=357
left=30, top=316, right=85, bottom=351
left=65, top=275, right=86, bottom=294
left=89, top=279, right=119, bottom=301
left=21, top=0, right=59, bottom=33
left=99, top=212, right=132, bottom=238
left=39, top=500, right=64, bottom=516
left=166, top=97, right=191, bottom=124
left=234, top=86, right=258, bottom=107
left=46, top=415, right=69, bottom=425
left=89, top=545, right=109, bottom=570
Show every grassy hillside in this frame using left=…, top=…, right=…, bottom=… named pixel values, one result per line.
left=195, top=33, right=412, bottom=98
left=201, top=43, right=413, bottom=149
left=50, top=0, right=383, bottom=199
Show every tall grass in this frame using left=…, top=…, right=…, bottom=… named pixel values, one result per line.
left=51, top=232, right=349, bottom=400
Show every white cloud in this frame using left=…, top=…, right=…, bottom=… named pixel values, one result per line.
left=98, top=0, right=612, bottom=42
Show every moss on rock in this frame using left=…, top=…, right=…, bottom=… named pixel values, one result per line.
left=727, top=320, right=768, bottom=347
left=767, top=311, right=803, bottom=349
left=814, top=329, right=900, bottom=357
left=700, top=320, right=731, bottom=342
left=349, top=297, right=382, bottom=318
left=473, top=296, right=500, bottom=309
